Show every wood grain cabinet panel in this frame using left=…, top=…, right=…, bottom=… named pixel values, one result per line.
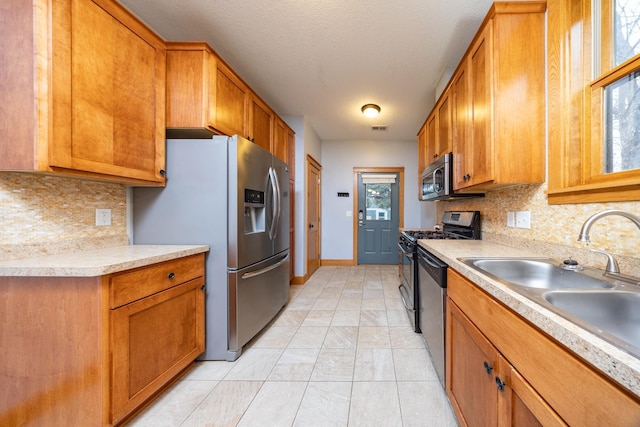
left=0, top=253, right=205, bottom=426
left=453, top=2, right=546, bottom=191
left=248, top=94, right=274, bottom=151
left=215, top=61, right=249, bottom=138
left=417, top=2, right=546, bottom=193
left=0, top=0, right=166, bottom=185
left=165, top=42, right=249, bottom=139
left=417, top=123, right=428, bottom=199
left=447, top=299, right=566, bottom=427
left=111, top=276, right=205, bottom=424
left=447, top=269, right=640, bottom=426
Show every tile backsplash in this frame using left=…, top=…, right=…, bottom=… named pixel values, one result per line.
left=438, top=183, right=640, bottom=274
left=0, top=173, right=128, bottom=260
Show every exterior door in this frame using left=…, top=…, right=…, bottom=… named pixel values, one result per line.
left=356, top=171, right=400, bottom=264
left=306, top=156, right=321, bottom=278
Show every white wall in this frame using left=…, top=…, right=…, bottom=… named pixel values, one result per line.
left=283, top=115, right=321, bottom=278
left=320, top=139, right=435, bottom=261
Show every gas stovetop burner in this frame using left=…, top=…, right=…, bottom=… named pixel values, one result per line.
left=401, top=211, right=481, bottom=243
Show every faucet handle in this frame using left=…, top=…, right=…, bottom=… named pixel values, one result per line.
left=590, top=249, right=620, bottom=274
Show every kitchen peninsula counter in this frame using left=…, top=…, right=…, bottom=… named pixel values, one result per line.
left=0, top=244, right=209, bottom=277
left=418, top=239, right=640, bottom=397
left=0, top=244, right=209, bottom=425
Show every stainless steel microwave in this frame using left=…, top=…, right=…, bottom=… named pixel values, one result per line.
left=421, top=153, right=484, bottom=201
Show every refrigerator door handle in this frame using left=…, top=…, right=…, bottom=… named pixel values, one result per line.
left=241, top=252, right=289, bottom=279
left=273, top=167, right=282, bottom=235
left=268, top=167, right=280, bottom=240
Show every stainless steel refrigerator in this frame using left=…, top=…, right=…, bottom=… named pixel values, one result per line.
left=132, top=135, right=289, bottom=361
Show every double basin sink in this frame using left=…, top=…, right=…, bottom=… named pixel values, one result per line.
left=459, top=257, right=640, bottom=358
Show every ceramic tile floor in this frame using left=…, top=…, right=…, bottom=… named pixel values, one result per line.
left=128, top=265, right=458, bottom=427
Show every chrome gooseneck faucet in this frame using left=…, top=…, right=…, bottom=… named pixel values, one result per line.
left=578, top=209, right=640, bottom=243
left=577, top=209, right=640, bottom=284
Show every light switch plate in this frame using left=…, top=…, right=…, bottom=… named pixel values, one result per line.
left=516, top=211, right=531, bottom=229
left=507, top=212, right=515, bottom=227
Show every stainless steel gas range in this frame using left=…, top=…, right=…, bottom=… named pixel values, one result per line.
left=398, top=211, right=481, bottom=332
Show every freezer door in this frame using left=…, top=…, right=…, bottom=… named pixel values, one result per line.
left=229, top=136, right=274, bottom=269
left=270, top=156, right=290, bottom=255
left=227, top=251, right=289, bottom=360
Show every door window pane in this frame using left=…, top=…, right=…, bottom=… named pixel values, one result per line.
left=614, top=0, right=640, bottom=66
left=604, top=68, right=640, bottom=173
left=365, top=184, right=392, bottom=221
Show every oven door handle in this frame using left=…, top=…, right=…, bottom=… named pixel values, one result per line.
left=398, top=242, right=412, bottom=256
left=398, top=284, right=414, bottom=312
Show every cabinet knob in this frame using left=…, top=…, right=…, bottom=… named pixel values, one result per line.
left=200, top=285, right=206, bottom=291
left=483, top=361, right=493, bottom=374
left=495, top=376, right=506, bottom=392
left=167, top=272, right=175, bottom=279
left=159, top=169, right=166, bottom=177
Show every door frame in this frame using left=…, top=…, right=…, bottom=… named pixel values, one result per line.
left=306, top=155, right=322, bottom=279
left=353, top=167, right=404, bottom=264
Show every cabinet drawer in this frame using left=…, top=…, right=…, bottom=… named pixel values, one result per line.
left=110, top=253, right=204, bottom=309
left=111, top=278, right=205, bottom=423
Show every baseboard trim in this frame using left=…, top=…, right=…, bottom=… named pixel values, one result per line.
left=291, top=276, right=306, bottom=285
left=320, top=259, right=356, bottom=266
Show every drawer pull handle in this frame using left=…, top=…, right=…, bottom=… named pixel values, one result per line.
left=168, top=272, right=175, bottom=279
left=495, top=376, right=506, bottom=392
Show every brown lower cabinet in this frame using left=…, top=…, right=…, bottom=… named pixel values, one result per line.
left=0, top=253, right=205, bottom=426
left=446, top=269, right=640, bottom=427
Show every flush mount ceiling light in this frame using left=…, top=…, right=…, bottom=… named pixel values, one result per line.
left=361, top=104, right=381, bottom=118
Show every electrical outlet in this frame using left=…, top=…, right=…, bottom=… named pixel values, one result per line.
left=507, top=212, right=515, bottom=227
left=515, top=211, right=531, bottom=229
left=95, top=208, right=112, bottom=226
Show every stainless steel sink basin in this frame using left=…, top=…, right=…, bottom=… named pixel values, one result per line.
left=461, top=258, right=613, bottom=289
left=543, top=291, right=640, bottom=354
left=458, top=256, right=640, bottom=357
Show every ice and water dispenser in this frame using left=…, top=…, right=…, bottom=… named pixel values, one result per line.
left=243, top=188, right=265, bottom=234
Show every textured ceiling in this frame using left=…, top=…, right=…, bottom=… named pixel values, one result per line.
left=120, top=0, right=494, bottom=142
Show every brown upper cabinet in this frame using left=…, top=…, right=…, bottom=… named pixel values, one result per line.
left=1, top=0, right=167, bottom=185
left=419, top=2, right=547, bottom=193
left=166, top=42, right=248, bottom=139
left=166, top=41, right=291, bottom=158
left=453, top=2, right=546, bottom=192
left=248, top=93, right=274, bottom=151
left=417, top=93, right=450, bottom=170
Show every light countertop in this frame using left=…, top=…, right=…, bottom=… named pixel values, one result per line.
left=0, top=245, right=209, bottom=277
left=418, top=239, right=640, bottom=397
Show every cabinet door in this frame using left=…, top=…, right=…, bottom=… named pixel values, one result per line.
left=165, top=47, right=214, bottom=131
left=426, top=113, right=437, bottom=163
left=215, top=61, right=248, bottom=137
left=249, top=94, right=273, bottom=151
left=497, top=356, right=567, bottom=427
left=447, top=300, right=499, bottom=427
left=437, top=93, right=452, bottom=157
left=286, top=125, right=295, bottom=176
left=417, top=124, right=428, bottom=199
left=50, top=0, right=166, bottom=183
left=273, top=117, right=288, bottom=162
left=452, top=64, right=471, bottom=190
left=111, top=278, right=205, bottom=423
left=466, top=22, right=494, bottom=188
